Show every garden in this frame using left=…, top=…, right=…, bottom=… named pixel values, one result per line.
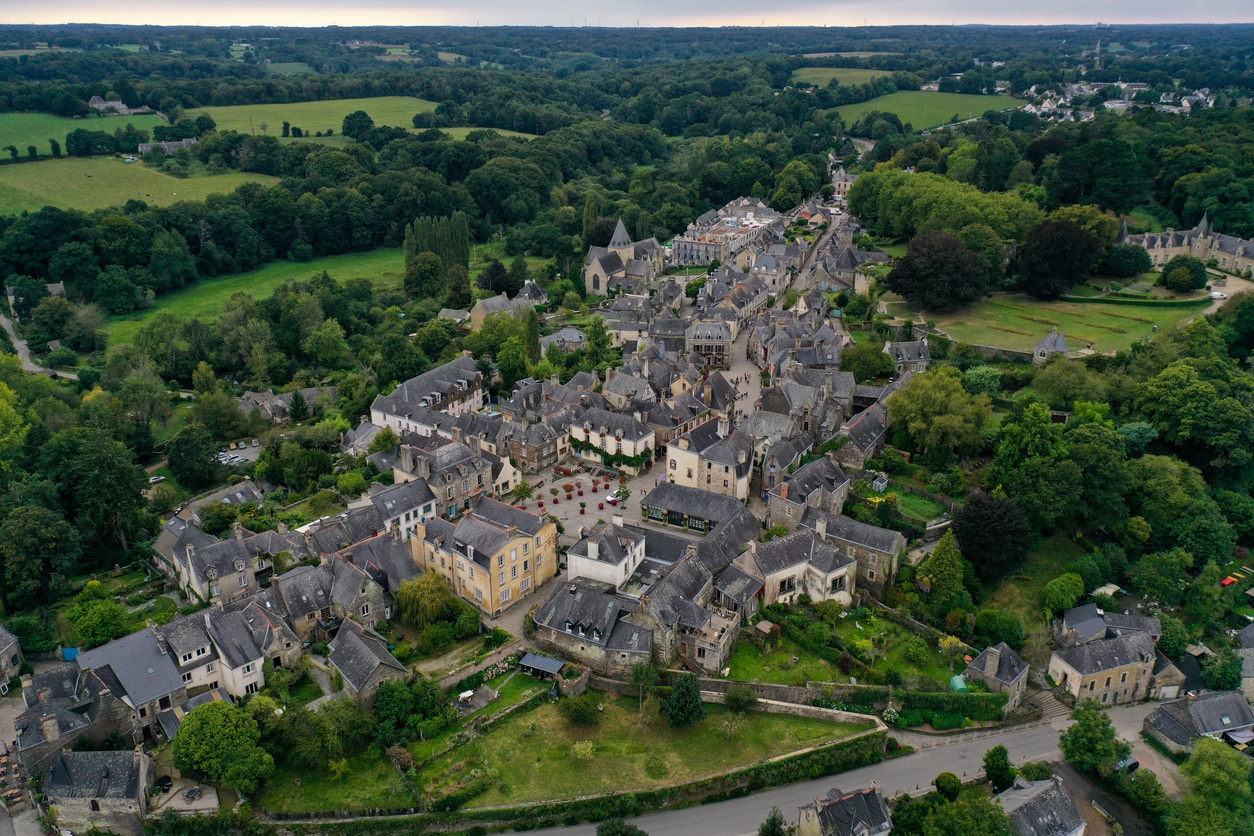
left=418, top=692, right=872, bottom=808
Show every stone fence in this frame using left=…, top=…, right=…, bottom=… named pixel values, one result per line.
left=696, top=676, right=889, bottom=707
left=701, top=691, right=887, bottom=732
left=435, top=637, right=523, bottom=691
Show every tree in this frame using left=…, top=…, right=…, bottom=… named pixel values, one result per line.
left=341, top=110, right=375, bottom=142
left=1041, top=573, right=1084, bottom=615
left=938, top=635, right=965, bottom=672
left=496, top=336, right=530, bottom=390
left=1059, top=700, right=1131, bottom=777
left=983, top=744, right=1016, bottom=793
left=585, top=316, right=611, bottom=366
left=167, top=423, right=219, bottom=489
left=1168, top=738, right=1254, bottom=836
left=288, top=390, right=309, bottom=422
left=953, top=492, right=1033, bottom=583
left=758, top=806, right=788, bottom=836
left=404, top=251, right=444, bottom=299
left=1159, top=254, right=1208, bottom=291
left=664, top=673, right=706, bottom=729
left=0, top=507, right=80, bottom=608
left=962, top=365, right=1001, bottom=397
left=1032, top=359, right=1106, bottom=409
left=368, top=426, right=399, bottom=455
left=1202, top=649, right=1243, bottom=691
left=933, top=772, right=961, bottom=802
left=988, top=403, right=1081, bottom=529
left=397, top=573, right=457, bottom=629
left=66, top=597, right=129, bottom=648
left=477, top=258, right=509, bottom=293
left=1017, top=220, right=1103, bottom=299
left=886, top=367, right=992, bottom=455
left=597, top=820, right=649, bottom=836
left=446, top=264, right=472, bottom=309
left=302, top=319, right=350, bottom=365
left=559, top=692, right=602, bottom=727
left=922, top=797, right=1014, bottom=836
left=629, top=661, right=658, bottom=710
left=1132, top=548, right=1193, bottom=607
left=174, top=702, right=274, bottom=794
left=724, top=684, right=759, bottom=714
left=886, top=230, right=989, bottom=312
left=148, top=228, right=197, bottom=291
left=975, top=610, right=1025, bottom=651
left=918, top=532, right=967, bottom=619
left=1158, top=614, right=1190, bottom=659
left=1101, top=244, right=1152, bottom=278
left=840, top=342, right=896, bottom=383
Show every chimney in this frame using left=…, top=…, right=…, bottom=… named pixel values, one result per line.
left=717, top=416, right=729, bottom=438
left=40, top=713, right=60, bottom=743
left=780, top=483, right=789, bottom=501
left=390, top=523, right=402, bottom=542
left=612, top=514, right=624, bottom=528
left=277, top=521, right=289, bottom=535
left=231, top=521, right=245, bottom=541
left=588, top=540, right=600, bottom=562
left=150, top=620, right=166, bottom=653
left=686, top=542, right=698, bottom=560
left=816, top=516, right=827, bottom=539
left=569, top=584, right=577, bottom=595
left=746, top=540, right=756, bottom=557
left=20, top=674, right=32, bottom=692
left=984, top=645, right=1001, bottom=677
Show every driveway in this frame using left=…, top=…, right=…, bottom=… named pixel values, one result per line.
left=0, top=311, right=77, bottom=381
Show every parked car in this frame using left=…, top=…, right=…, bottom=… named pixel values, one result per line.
left=1211, top=291, right=1229, bottom=300
left=148, top=475, right=166, bottom=485
left=251, top=438, right=260, bottom=447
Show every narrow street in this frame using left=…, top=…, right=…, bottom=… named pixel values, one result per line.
left=0, top=311, right=78, bottom=381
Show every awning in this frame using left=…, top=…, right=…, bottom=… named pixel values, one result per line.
left=521, top=652, right=566, bottom=676
left=1226, top=728, right=1254, bottom=744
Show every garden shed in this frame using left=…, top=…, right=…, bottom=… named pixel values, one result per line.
left=520, top=652, right=566, bottom=680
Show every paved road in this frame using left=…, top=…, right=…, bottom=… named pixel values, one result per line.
left=0, top=310, right=78, bottom=381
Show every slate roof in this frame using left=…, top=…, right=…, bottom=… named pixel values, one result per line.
left=1036, top=329, right=1069, bottom=356
left=571, top=523, right=644, bottom=566
left=748, top=531, right=854, bottom=578
left=1063, top=604, right=1161, bottom=644
left=1052, top=632, right=1155, bottom=676
left=609, top=219, right=632, bottom=248
left=534, top=582, right=638, bottom=649
left=154, top=516, right=218, bottom=565
left=714, top=565, right=764, bottom=605
left=520, top=652, right=565, bottom=675
left=376, top=355, right=481, bottom=410
left=996, top=777, right=1085, bottom=836
left=1145, top=691, right=1254, bottom=746
left=806, top=786, right=893, bottom=836
left=770, top=456, right=850, bottom=505
left=46, top=751, right=143, bottom=800
left=641, top=482, right=746, bottom=524
left=328, top=620, right=406, bottom=693
left=76, top=629, right=184, bottom=707
left=800, top=506, right=906, bottom=555
left=577, top=408, right=653, bottom=442
left=671, top=418, right=755, bottom=479
left=473, top=292, right=533, bottom=319
left=1238, top=623, right=1254, bottom=649
left=841, top=402, right=888, bottom=452
left=336, top=532, right=420, bottom=593
left=0, top=623, right=18, bottom=654
left=369, top=479, right=437, bottom=521
left=965, top=642, right=1030, bottom=688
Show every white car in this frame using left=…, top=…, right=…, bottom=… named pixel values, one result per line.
left=148, top=475, right=165, bottom=485
left=1211, top=291, right=1228, bottom=300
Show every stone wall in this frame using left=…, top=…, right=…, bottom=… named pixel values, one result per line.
left=702, top=691, right=886, bottom=730
left=696, top=676, right=889, bottom=707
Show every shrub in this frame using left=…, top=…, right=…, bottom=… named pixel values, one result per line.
left=559, top=692, right=602, bottom=727
left=1019, top=761, right=1053, bottom=781
left=571, top=741, right=595, bottom=761
left=902, top=637, right=930, bottom=665
left=934, top=772, right=962, bottom=802
left=724, top=685, right=759, bottom=714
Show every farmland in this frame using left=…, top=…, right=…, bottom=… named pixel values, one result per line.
left=104, top=249, right=405, bottom=346
left=931, top=294, right=1208, bottom=354
left=0, top=111, right=166, bottom=157
left=265, top=62, right=318, bottom=75
left=832, top=91, right=1017, bottom=129
left=0, top=156, right=276, bottom=216
left=187, top=96, right=437, bottom=136
left=792, top=67, right=894, bottom=86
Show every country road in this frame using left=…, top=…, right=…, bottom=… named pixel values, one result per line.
left=0, top=310, right=78, bottom=380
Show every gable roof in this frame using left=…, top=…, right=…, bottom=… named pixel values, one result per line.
left=806, top=786, right=893, bottom=836
left=800, top=506, right=906, bottom=555
left=1053, top=632, right=1155, bottom=676
left=76, top=629, right=184, bottom=707
left=966, top=642, right=1030, bottom=688
left=46, top=751, right=143, bottom=801
left=1145, top=691, right=1254, bottom=746
left=996, top=777, right=1085, bottom=836
left=747, top=531, right=854, bottom=578
left=328, top=619, right=406, bottom=693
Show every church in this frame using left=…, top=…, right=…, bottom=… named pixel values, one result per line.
left=581, top=220, right=666, bottom=297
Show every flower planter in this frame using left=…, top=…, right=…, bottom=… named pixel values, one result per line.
left=598, top=502, right=605, bottom=510
left=592, top=486, right=598, bottom=493
left=567, top=494, right=573, bottom=500
left=580, top=508, right=585, bottom=515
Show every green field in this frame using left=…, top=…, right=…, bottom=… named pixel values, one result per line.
left=265, top=62, right=318, bottom=75
left=833, top=91, right=1016, bottom=129
left=986, top=535, right=1087, bottom=631
left=793, top=68, right=893, bottom=86
left=422, top=694, right=872, bottom=807
left=0, top=112, right=167, bottom=157
left=104, top=248, right=405, bottom=346
left=933, top=294, right=1207, bottom=354
left=189, top=96, right=437, bottom=136
left=0, top=157, right=277, bottom=216
left=264, top=127, right=536, bottom=147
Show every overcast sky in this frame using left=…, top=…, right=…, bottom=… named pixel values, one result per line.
left=24, top=1, right=1254, bottom=28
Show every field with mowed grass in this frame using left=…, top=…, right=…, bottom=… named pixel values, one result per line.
left=104, top=248, right=404, bottom=346
left=421, top=694, right=873, bottom=807
left=0, top=112, right=166, bottom=157
left=188, top=96, right=438, bottom=136
left=792, top=67, right=895, bottom=86
left=832, top=91, right=1016, bottom=129
left=932, top=294, right=1207, bottom=354
left=985, top=535, right=1087, bottom=631
left=0, top=156, right=277, bottom=216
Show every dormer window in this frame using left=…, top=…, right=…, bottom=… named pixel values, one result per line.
left=206, top=568, right=218, bottom=580
left=234, top=559, right=246, bottom=572
left=565, top=620, right=573, bottom=633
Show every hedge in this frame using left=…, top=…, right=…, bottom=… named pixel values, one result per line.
left=1058, top=294, right=1211, bottom=308
left=900, top=690, right=1008, bottom=721
left=779, top=621, right=887, bottom=685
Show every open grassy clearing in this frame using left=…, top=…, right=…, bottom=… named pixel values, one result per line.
left=104, top=248, right=404, bottom=346
left=189, top=96, right=437, bottom=136
left=267, top=126, right=536, bottom=147
left=931, top=294, right=1206, bottom=353
left=257, top=745, right=411, bottom=813
left=0, top=112, right=166, bottom=158
left=0, top=156, right=276, bottom=216
left=422, top=694, right=871, bottom=807
left=831, top=616, right=953, bottom=682
left=802, top=51, right=902, bottom=58
left=265, top=62, right=318, bottom=75
left=985, top=535, right=1087, bottom=631
left=793, top=67, right=894, bottom=86
left=727, top=636, right=837, bottom=685
left=832, top=91, right=1016, bottom=130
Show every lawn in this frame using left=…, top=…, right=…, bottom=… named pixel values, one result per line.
left=830, top=616, right=953, bottom=683
left=932, top=294, right=1207, bottom=354
left=188, top=96, right=438, bottom=136
left=104, top=248, right=404, bottom=346
left=257, top=746, right=411, bottom=813
left=421, top=694, right=872, bottom=807
left=265, top=62, right=318, bottom=75
left=792, top=68, right=893, bottom=87
left=0, top=156, right=276, bottom=216
left=832, top=91, right=1017, bottom=130
left=858, top=486, right=947, bottom=522
left=289, top=674, right=325, bottom=705
left=985, top=534, right=1087, bottom=631
left=0, top=112, right=167, bottom=158
left=727, top=636, right=838, bottom=685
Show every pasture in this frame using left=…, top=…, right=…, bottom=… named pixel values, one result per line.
left=104, top=248, right=406, bottom=346
left=265, top=62, right=318, bottom=75
left=0, top=157, right=277, bottom=216
left=792, top=67, right=893, bottom=86
left=931, top=294, right=1207, bottom=354
left=832, top=91, right=1016, bottom=130
left=0, top=112, right=166, bottom=157
left=188, top=96, right=438, bottom=136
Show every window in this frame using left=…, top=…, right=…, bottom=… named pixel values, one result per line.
left=512, top=566, right=518, bottom=579
left=723, top=479, right=729, bottom=487
left=243, top=663, right=255, bottom=675
left=91, top=800, right=100, bottom=812
left=1089, top=681, right=1095, bottom=692
left=498, top=555, right=505, bottom=568
left=521, top=578, right=531, bottom=592
left=1105, top=676, right=1112, bottom=688
left=869, top=555, right=878, bottom=565
left=361, top=604, right=371, bottom=616
left=139, top=707, right=147, bottom=718
left=648, top=506, right=665, bottom=521
left=523, top=559, right=530, bottom=571
left=868, top=570, right=876, bottom=581
left=462, top=480, right=469, bottom=492
left=211, top=584, right=220, bottom=596
left=159, top=696, right=171, bottom=710
left=779, top=577, right=797, bottom=593
left=535, top=536, right=542, bottom=547
left=246, top=682, right=259, bottom=695
left=670, top=459, right=677, bottom=470
left=523, top=543, right=530, bottom=556
left=1120, top=672, right=1127, bottom=684
left=206, top=663, right=214, bottom=673
left=697, top=647, right=706, bottom=659
left=830, top=576, right=846, bottom=593
left=499, top=572, right=506, bottom=586
left=469, top=566, right=475, bottom=580
left=196, top=647, right=207, bottom=657
left=475, top=588, right=484, bottom=603
left=511, top=548, right=517, bottom=562
left=501, top=588, right=511, bottom=603
left=447, top=487, right=454, bottom=500
left=1101, top=692, right=1108, bottom=703
left=182, top=672, right=192, bottom=683
left=478, top=474, right=484, bottom=486
left=180, top=652, right=193, bottom=663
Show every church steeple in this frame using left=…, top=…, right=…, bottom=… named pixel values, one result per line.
left=1196, top=212, right=1210, bottom=237
left=608, top=219, right=632, bottom=249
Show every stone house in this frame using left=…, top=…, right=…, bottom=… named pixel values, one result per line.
left=75, top=631, right=189, bottom=745
left=1122, top=214, right=1254, bottom=276
left=566, top=516, right=647, bottom=591
left=1144, top=691, right=1254, bottom=755
left=665, top=416, right=755, bottom=501
left=685, top=317, right=735, bottom=367
left=15, top=665, right=136, bottom=773
left=414, top=497, right=559, bottom=617
left=640, top=481, right=749, bottom=536
left=496, top=408, right=577, bottom=474
left=370, top=355, right=486, bottom=430
left=995, top=777, right=1085, bottom=836
left=800, top=507, right=904, bottom=599
left=1048, top=632, right=1156, bottom=705
left=796, top=785, right=891, bottom=836
left=760, top=436, right=811, bottom=501
left=469, top=292, right=534, bottom=332
left=882, top=338, right=930, bottom=373
left=834, top=403, right=890, bottom=470
left=328, top=619, right=408, bottom=708
left=532, top=582, right=652, bottom=677
left=963, top=643, right=1030, bottom=712
left=44, top=750, right=152, bottom=836
left=733, top=531, right=856, bottom=608
left=766, top=455, right=851, bottom=529
left=396, top=436, right=494, bottom=520
left=581, top=220, right=665, bottom=296
left=570, top=408, right=656, bottom=475
left=1034, top=329, right=1069, bottom=367
left=360, top=478, right=438, bottom=541
left=0, top=624, right=21, bottom=692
